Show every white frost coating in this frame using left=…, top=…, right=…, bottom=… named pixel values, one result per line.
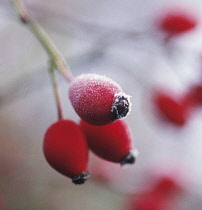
left=69, top=74, right=123, bottom=121
left=130, top=148, right=139, bottom=158
left=71, top=74, right=122, bottom=90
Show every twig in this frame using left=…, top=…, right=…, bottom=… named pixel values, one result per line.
left=49, top=60, right=63, bottom=120
left=10, top=0, right=74, bottom=82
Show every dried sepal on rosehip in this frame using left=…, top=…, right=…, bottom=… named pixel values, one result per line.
left=80, top=119, right=138, bottom=165
left=43, top=120, right=89, bottom=184
left=69, top=74, right=131, bottom=126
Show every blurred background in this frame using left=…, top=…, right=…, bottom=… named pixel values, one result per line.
left=1, top=0, right=202, bottom=209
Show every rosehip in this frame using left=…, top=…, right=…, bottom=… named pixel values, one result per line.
left=43, top=120, right=89, bottom=184
left=80, top=119, right=137, bottom=165
left=187, top=84, right=202, bottom=105
left=69, top=74, right=131, bottom=126
left=129, top=192, right=167, bottom=210
left=154, top=175, right=183, bottom=196
left=159, top=9, right=197, bottom=35
left=153, top=91, right=191, bottom=126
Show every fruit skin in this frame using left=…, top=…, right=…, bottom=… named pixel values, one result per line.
left=69, top=74, right=131, bottom=126
left=43, top=120, right=89, bottom=184
left=129, top=192, right=166, bottom=210
left=154, top=175, right=182, bottom=196
left=187, top=84, right=202, bottom=105
left=128, top=175, right=183, bottom=210
left=159, top=9, right=197, bottom=35
left=154, top=91, right=190, bottom=126
left=80, top=119, right=136, bottom=165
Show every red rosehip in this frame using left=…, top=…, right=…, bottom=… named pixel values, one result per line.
left=69, top=74, right=131, bottom=126
left=154, top=91, right=191, bottom=126
left=80, top=119, right=137, bottom=165
left=43, top=120, right=89, bottom=184
left=187, top=84, right=202, bottom=105
left=159, top=9, right=197, bottom=35
left=129, top=192, right=167, bottom=210
left=154, top=175, right=183, bottom=196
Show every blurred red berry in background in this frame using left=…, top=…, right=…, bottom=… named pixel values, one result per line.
left=129, top=191, right=168, bottom=210
left=153, top=175, right=183, bottom=196
left=159, top=9, right=197, bottom=36
left=186, top=84, right=202, bottom=106
left=153, top=91, right=192, bottom=126
left=128, top=174, right=184, bottom=210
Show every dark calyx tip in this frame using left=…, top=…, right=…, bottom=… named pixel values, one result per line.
left=72, top=171, right=90, bottom=185
left=121, top=151, right=136, bottom=166
left=112, top=93, right=131, bottom=120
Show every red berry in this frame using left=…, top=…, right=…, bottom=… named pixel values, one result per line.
left=159, top=9, right=197, bottom=35
left=154, top=176, right=182, bottom=196
left=80, top=119, right=137, bottom=165
left=129, top=192, right=166, bottom=210
left=69, top=74, right=131, bottom=126
left=154, top=91, right=190, bottom=126
left=43, top=120, right=89, bottom=184
left=188, top=84, right=202, bottom=105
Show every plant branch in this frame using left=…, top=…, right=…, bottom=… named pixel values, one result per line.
left=10, top=0, right=74, bottom=82
left=49, top=60, right=63, bottom=120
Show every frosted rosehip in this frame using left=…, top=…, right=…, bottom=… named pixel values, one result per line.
left=159, top=9, right=197, bottom=35
left=43, top=120, right=89, bottom=184
left=69, top=74, right=131, bottom=126
left=80, top=119, right=137, bottom=165
left=154, top=91, right=191, bottom=126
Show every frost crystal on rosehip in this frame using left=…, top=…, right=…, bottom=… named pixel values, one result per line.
left=80, top=119, right=138, bottom=165
left=43, top=120, right=89, bottom=184
left=69, top=74, right=131, bottom=126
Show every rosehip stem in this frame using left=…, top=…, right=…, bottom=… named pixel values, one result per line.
left=49, top=61, right=63, bottom=120
left=10, top=0, right=74, bottom=82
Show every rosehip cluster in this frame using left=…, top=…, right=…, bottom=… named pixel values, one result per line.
left=153, top=90, right=191, bottom=126
left=43, top=73, right=136, bottom=184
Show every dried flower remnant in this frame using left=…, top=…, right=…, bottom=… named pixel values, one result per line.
left=112, top=93, right=131, bottom=120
